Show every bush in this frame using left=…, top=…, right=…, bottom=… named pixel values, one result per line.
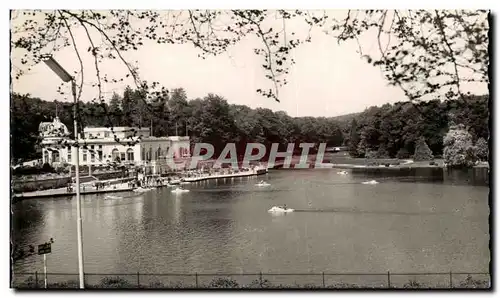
left=98, top=276, right=135, bottom=288
left=413, top=138, right=434, bottom=161
left=148, top=281, right=165, bottom=288
left=444, top=124, right=478, bottom=168
left=41, top=163, right=56, bottom=173
left=365, top=150, right=377, bottom=159
left=208, top=277, right=239, bottom=288
left=376, top=145, right=390, bottom=158
left=429, top=161, right=436, bottom=165
left=458, top=275, right=490, bottom=289
left=396, top=148, right=411, bottom=159
left=475, top=137, right=489, bottom=161
left=12, top=163, right=57, bottom=176
left=385, top=163, right=390, bottom=167
left=403, top=279, right=423, bottom=289
left=245, top=279, right=272, bottom=288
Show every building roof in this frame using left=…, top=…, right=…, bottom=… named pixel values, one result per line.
left=38, top=117, right=70, bottom=138
left=83, top=126, right=150, bottom=132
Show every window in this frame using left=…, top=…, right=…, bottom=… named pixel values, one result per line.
left=148, top=147, right=152, bottom=161
left=111, top=149, right=120, bottom=162
left=105, top=132, right=110, bottom=138
left=127, top=148, right=134, bottom=161
left=141, top=147, right=145, bottom=161
left=91, top=152, right=95, bottom=163
left=53, top=151, right=60, bottom=163
left=83, top=150, right=87, bottom=162
left=98, top=145, right=103, bottom=161
left=120, top=153, right=126, bottom=161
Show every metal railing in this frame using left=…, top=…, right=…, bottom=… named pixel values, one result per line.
left=11, top=271, right=491, bottom=289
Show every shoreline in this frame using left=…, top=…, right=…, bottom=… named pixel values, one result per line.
left=12, top=168, right=268, bottom=202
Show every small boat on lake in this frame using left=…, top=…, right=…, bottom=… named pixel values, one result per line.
left=268, top=206, right=294, bottom=213
left=362, top=180, right=379, bottom=185
left=133, top=187, right=153, bottom=193
left=256, top=180, right=271, bottom=187
left=171, top=187, right=190, bottom=194
left=105, top=195, right=122, bottom=200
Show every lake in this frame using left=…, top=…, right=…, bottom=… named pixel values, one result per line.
left=11, top=169, right=490, bottom=287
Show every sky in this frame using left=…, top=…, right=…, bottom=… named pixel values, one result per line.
left=11, top=10, right=488, bottom=118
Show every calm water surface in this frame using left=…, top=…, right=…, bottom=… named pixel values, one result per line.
left=12, top=169, right=490, bottom=284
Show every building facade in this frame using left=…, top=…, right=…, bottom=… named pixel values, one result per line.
left=39, top=117, right=190, bottom=173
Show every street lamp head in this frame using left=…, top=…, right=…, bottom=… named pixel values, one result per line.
left=42, top=55, right=73, bottom=83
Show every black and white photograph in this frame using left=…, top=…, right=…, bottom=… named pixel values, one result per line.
left=8, top=5, right=492, bottom=291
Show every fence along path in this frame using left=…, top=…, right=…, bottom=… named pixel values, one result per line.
left=12, top=271, right=491, bottom=289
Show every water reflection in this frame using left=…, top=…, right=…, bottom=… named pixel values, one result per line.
left=12, top=169, right=489, bottom=276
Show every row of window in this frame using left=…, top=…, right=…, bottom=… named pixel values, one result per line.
left=45, top=145, right=187, bottom=164
left=85, top=132, right=111, bottom=138
left=111, top=148, right=134, bottom=162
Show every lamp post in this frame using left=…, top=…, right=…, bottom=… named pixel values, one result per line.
left=42, top=56, right=85, bottom=289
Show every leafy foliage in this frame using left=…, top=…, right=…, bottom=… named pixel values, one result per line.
left=11, top=9, right=488, bottom=157
left=327, top=10, right=489, bottom=101
left=10, top=91, right=346, bottom=162
left=208, top=277, right=240, bottom=288
left=98, top=276, right=134, bottom=288
left=474, top=137, right=488, bottom=161
left=396, top=148, right=410, bottom=159
left=348, top=119, right=361, bottom=157
left=344, top=95, right=488, bottom=158
left=443, top=124, right=478, bottom=168
left=13, top=274, right=490, bottom=289
left=413, top=137, right=433, bottom=161
left=458, top=275, right=490, bottom=288
left=11, top=10, right=488, bottom=103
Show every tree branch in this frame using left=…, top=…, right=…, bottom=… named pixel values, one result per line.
left=434, top=10, right=463, bottom=99
left=233, top=10, right=280, bottom=102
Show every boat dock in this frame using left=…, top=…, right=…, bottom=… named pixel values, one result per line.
left=181, top=168, right=267, bottom=183
left=12, top=167, right=268, bottom=202
left=12, top=183, right=135, bottom=202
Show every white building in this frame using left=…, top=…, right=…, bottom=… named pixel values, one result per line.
left=39, top=117, right=190, bottom=174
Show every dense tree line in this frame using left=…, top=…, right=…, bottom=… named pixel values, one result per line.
left=10, top=89, right=344, bottom=162
left=10, top=90, right=488, bottom=163
left=345, top=95, right=489, bottom=159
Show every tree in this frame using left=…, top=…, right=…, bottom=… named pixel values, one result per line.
left=109, top=92, right=123, bottom=126
left=12, top=10, right=488, bottom=104
left=10, top=90, right=488, bottom=163
left=413, top=137, right=434, bottom=161
left=11, top=9, right=488, bottom=155
left=328, top=10, right=489, bottom=101
left=348, top=119, right=361, bottom=157
left=168, top=88, right=190, bottom=136
left=356, top=135, right=367, bottom=158
left=396, top=148, right=410, bottom=159
left=475, top=137, right=488, bottom=161
left=443, top=124, right=478, bottom=168
left=376, top=144, right=390, bottom=158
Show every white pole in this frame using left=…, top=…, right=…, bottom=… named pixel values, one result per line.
left=43, top=254, right=47, bottom=289
left=72, top=81, right=85, bottom=289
